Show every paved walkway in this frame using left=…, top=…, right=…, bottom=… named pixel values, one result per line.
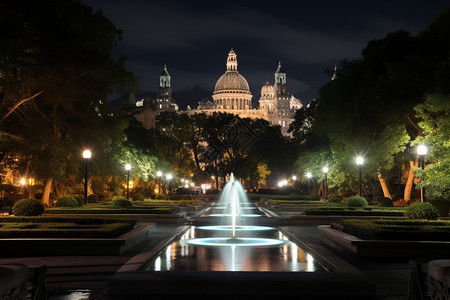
left=0, top=216, right=412, bottom=299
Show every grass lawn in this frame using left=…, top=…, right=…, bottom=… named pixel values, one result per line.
left=46, top=203, right=174, bottom=215
left=341, top=219, right=450, bottom=241
left=267, top=199, right=336, bottom=205
left=305, top=206, right=406, bottom=216
left=0, top=216, right=136, bottom=238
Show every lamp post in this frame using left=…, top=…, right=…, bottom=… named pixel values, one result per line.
left=82, top=150, right=91, bottom=205
left=323, top=167, right=329, bottom=200
left=166, top=173, right=172, bottom=195
left=356, top=156, right=363, bottom=197
left=306, top=172, right=312, bottom=196
left=125, top=164, right=131, bottom=200
left=417, top=145, right=427, bottom=202
left=157, top=171, right=162, bottom=194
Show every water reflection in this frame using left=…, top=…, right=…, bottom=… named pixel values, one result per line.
left=145, top=227, right=325, bottom=272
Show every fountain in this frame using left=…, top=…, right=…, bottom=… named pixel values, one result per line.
left=183, top=173, right=285, bottom=249
left=108, top=173, right=376, bottom=298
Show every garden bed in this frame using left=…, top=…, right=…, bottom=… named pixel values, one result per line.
left=320, top=219, right=450, bottom=259
left=45, top=206, right=174, bottom=215
left=305, top=206, right=405, bottom=216
left=0, top=216, right=136, bottom=238
left=340, top=219, right=450, bottom=241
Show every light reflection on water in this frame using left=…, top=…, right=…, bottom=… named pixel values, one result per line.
left=145, top=227, right=326, bottom=272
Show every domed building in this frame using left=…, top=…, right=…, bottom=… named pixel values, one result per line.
left=187, top=49, right=302, bottom=136
left=212, top=49, right=253, bottom=111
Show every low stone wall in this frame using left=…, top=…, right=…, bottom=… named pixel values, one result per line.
left=319, top=225, right=450, bottom=259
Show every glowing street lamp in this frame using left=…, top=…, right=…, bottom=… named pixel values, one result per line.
left=306, top=172, right=312, bottom=196
left=417, top=145, right=427, bottom=202
left=292, top=175, right=297, bottom=181
left=356, top=156, right=363, bottom=197
left=157, top=171, right=162, bottom=194
left=166, top=173, right=172, bottom=194
left=125, top=164, right=131, bottom=200
left=82, top=149, right=91, bottom=205
left=323, top=167, right=329, bottom=200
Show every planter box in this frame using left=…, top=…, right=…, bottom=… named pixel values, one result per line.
left=0, top=224, right=154, bottom=257
left=319, top=225, right=450, bottom=259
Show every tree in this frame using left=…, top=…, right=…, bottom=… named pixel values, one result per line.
left=412, top=94, right=450, bottom=200
left=0, top=0, right=135, bottom=205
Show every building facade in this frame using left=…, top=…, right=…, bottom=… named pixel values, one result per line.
left=187, top=49, right=302, bottom=136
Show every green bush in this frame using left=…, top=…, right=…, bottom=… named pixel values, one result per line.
left=347, top=196, right=368, bottom=208
left=132, top=192, right=145, bottom=202
left=430, top=200, right=450, bottom=217
left=112, top=196, right=132, bottom=208
left=12, top=199, right=44, bottom=216
left=73, top=196, right=84, bottom=206
left=87, top=194, right=99, bottom=203
left=154, top=194, right=167, bottom=200
left=329, top=195, right=343, bottom=203
left=309, top=193, right=320, bottom=200
left=404, top=202, right=439, bottom=220
left=378, top=197, right=394, bottom=207
left=55, top=196, right=78, bottom=208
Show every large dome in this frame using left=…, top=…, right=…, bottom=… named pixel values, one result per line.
left=214, top=71, right=250, bottom=92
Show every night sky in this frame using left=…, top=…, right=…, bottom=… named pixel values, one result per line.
left=83, top=0, right=449, bottom=101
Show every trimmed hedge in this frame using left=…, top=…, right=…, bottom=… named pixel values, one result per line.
left=0, top=216, right=136, bottom=238
left=328, top=195, right=343, bottom=203
left=12, top=199, right=45, bottom=216
left=87, top=194, right=99, bottom=203
left=305, top=206, right=405, bottom=216
left=112, top=196, right=132, bottom=208
left=341, top=219, right=450, bottom=241
left=45, top=207, right=174, bottom=214
left=132, top=192, right=145, bottom=202
left=347, top=196, right=368, bottom=207
left=404, top=202, right=439, bottom=220
left=430, top=200, right=450, bottom=217
left=73, top=196, right=84, bottom=206
left=55, top=196, right=78, bottom=208
left=378, top=197, right=394, bottom=207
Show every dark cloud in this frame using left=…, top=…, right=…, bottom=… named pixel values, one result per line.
left=83, top=0, right=449, bottom=99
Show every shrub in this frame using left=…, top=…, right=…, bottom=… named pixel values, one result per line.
left=73, top=196, right=84, bottom=206
left=309, top=193, right=320, bottom=200
left=404, top=202, right=439, bottom=220
left=87, top=194, right=99, bottom=203
left=154, top=194, right=167, bottom=200
left=12, top=199, right=44, bottom=216
left=378, top=197, right=394, bottom=207
left=430, top=200, right=450, bottom=217
left=112, top=196, right=132, bottom=208
left=347, top=196, right=368, bottom=208
left=132, top=192, right=145, bottom=202
left=55, top=196, right=78, bottom=208
left=329, top=195, right=343, bottom=203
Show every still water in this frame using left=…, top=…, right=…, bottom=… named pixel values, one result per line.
left=144, top=226, right=327, bottom=272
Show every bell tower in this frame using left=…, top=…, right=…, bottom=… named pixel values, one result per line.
left=156, top=64, right=174, bottom=110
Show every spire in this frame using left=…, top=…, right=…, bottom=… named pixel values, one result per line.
left=275, top=60, right=285, bottom=74
left=226, top=49, right=238, bottom=71
left=160, top=63, right=170, bottom=76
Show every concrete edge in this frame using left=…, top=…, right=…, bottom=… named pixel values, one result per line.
left=113, top=225, right=189, bottom=273
left=318, top=225, right=450, bottom=259
left=0, top=223, right=155, bottom=256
